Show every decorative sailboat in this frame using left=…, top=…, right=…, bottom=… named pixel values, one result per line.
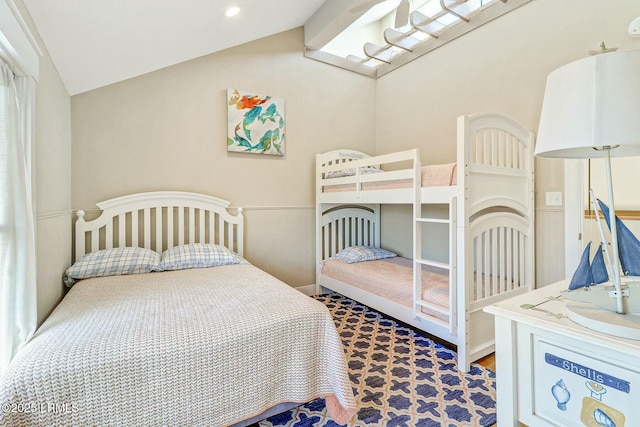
left=567, top=241, right=608, bottom=291
left=597, top=199, right=640, bottom=277
left=562, top=199, right=640, bottom=315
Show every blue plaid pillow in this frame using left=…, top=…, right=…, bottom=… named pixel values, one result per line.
left=157, top=243, right=242, bottom=271
left=332, top=246, right=396, bottom=264
left=64, top=247, right=161, bottom=287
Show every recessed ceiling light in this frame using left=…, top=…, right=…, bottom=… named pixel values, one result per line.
left=226, top=6, right=240, bottom=17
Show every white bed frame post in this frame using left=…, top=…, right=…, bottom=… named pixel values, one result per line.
left=524, top=126, right=536, bottom=289
left=455, top=113, right=536, bottom=371
left=456, top=114, right=472, bottom=372
left=315, top=153, right=323, bottom=294
left=413, top=152, right=422, bottom=322
left=449, top=196, right=458, bottom=336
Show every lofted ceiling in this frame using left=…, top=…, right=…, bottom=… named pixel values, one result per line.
left=305, top=0, right=533, bottom=77
left=22, top=0, right=530, bottom=96
left=23, top=0, right=328, bottom=95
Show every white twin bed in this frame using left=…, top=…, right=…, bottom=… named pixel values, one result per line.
left=0, top=192, right=355, bottom=427
left=316, top=112, right=536, bottom=372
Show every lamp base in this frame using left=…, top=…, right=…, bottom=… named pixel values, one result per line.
left=565, top=301, right=640, bottom=340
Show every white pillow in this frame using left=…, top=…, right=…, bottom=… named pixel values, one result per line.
left=64, top=247, right=161, bottom=287
left=332, top=246, right=396, bottom=264
left=157, top=243, right=242, bottom=271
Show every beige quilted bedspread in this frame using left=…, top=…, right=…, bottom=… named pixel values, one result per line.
left=0, top=265, right=356, bottom=426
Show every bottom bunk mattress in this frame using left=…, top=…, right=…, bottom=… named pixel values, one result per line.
left=321, top=256, right=450, bottom=321
left=0, top=264, right=356, bottom=427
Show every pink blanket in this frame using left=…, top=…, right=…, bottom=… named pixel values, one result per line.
left=321, top=257, right=450, bottom=321
left=322, top=163, right=457, bottom=193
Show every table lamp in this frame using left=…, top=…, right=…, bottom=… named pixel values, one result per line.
left=535, top=49, right=640, bottom=338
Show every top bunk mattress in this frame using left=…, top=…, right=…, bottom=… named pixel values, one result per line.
left=322, top=163, right=457, bottom=193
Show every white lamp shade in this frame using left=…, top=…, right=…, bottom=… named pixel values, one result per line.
left=535, top=49, right=640, bottom=158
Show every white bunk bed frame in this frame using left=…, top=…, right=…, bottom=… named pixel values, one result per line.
left=75, top=191, right=244, bottom=260
left=315, top=112, right=535, bottom=372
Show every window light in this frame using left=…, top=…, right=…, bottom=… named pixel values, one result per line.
left=304, top=0, right=533, bottom=77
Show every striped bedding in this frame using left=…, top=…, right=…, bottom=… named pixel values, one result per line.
left=0, top=265, right=356, bottom=426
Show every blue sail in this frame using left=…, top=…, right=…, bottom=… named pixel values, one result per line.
left=568, top=242, right=594, bottom=290
left=591, top=243, right=609, bottom=284
left=598, top=199, right=640, bottom=276
left=568, top=242, right=609, bottom=290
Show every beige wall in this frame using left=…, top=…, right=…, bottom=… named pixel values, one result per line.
left=67, top=1, right=640, bottom=291
left=34, top=52, right=72, bottom=323
left=12, top=0, right=73, bottom=323
left=375, top=0, right=640, bottom=286
left=71, top=27, right=376, bottom=286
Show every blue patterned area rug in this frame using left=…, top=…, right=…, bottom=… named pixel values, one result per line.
left=259, top=293, right=496, bottom=427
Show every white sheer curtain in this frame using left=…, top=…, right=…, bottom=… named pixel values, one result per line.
left=0, top=59, right=37, bottom=375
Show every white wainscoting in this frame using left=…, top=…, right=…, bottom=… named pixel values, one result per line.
left=535, top=207, right=566, bottom=287
left=242, top=206, right=316, bottom=288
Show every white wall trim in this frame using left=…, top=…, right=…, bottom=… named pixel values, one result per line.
left=77, top=206, right=315, bottom=215
left=535, top=207, right=563, bottom=213
left=241, top=206, right=314, bottom=211
left=36, top=210, right=74, bottom=220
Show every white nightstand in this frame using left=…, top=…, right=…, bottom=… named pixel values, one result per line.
left=484, top=279, right=640, bottom=427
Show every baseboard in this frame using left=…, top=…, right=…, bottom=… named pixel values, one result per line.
left=296, top=284, right=335, bottom=296
left=295, top=284, right=318, bottom=296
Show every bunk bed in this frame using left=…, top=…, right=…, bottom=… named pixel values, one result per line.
left=315, top=112, right=535, bottom=372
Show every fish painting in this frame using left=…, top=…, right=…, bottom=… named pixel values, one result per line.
left=227, top=88, right=285, bottom=156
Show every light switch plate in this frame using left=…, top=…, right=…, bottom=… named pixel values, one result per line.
left=545, top=192, right=562, bottom=206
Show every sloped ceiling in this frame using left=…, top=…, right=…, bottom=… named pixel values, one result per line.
left=23, top=0, right=328, bottom=95
left=22, top=0, right=525, bottom=96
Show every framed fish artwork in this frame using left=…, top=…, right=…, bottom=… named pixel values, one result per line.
left=227, top=88, right=285, bottom=156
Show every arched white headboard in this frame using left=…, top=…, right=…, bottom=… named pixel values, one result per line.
left=75, top=191, right=244, bottom=261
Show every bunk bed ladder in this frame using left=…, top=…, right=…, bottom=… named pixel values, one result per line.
left=414, top=197, right=458, bottom=334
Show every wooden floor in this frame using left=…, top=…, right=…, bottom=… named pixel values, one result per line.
left=476, top=352, right=495, bottom=372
